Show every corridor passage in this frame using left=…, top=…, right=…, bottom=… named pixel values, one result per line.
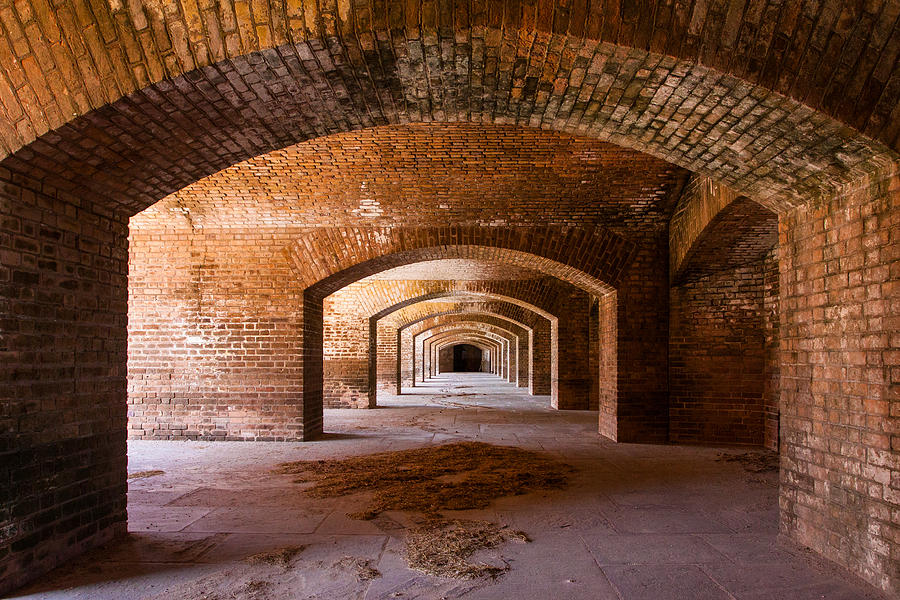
left=12, top=373, right=886, bottom=600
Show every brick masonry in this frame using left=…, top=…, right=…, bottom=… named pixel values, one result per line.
left=1, top=2, right=898, bottom=596
left=0, top=173, right=128, bottom=592
left=668, top=177, right=780, bottom=448
left=778, top=170, right=899, bottom=593
left=0, top=2, right=895, bottom=214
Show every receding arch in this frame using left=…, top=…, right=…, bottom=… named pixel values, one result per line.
left=419, top=324, right=522, bottom=384
left=298, top=234, right=625, bottom=300
left=435, top=338, right=497, bottom=375
left=365, top=289, right=553, bottom=400
left=397, top=310, right=539, bottom=397
left=671, top=177, right=779, bottom=285
left=298, top=242, right=602, bottom=434
left=2, top=5, right=898, bottom=595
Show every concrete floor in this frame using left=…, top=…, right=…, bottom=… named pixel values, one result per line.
left=9, top=373, right=889, bottom=600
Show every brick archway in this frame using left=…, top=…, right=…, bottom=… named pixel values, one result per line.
left=668, top=178, right=781, bottom=448
left=297, top=237, right=616, bottom=439
left=391, top=307, right=543, bottom=399
left=424, top=326, right=520, bottom=382
left=1, top=28, right=894, bottom=215
left=2, top=3, right=898, bottom=595
left=432, top=336, right=501, bottom=377
left=369, top=291, right=546, bottom=404
left=408, top=317, right=530, bottom=390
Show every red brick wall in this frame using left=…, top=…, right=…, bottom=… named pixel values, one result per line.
left=323, top=294, right=370, bottom=408
left=0, top=176, right=128, bottom=592
left=597, top=292, right=618, bottom=439
left=614, top=236, right=671, bottom=442
left=127, top=227, right=305, bottom=440
left=669, top=265, right=768, bottom=445
left=553, top=288, right=592, bottom=410
left=762, top=250, right=781, bottom=451
left=779, top=172, right=899, bottom=595
left=668, top=178, right=780, bottom=447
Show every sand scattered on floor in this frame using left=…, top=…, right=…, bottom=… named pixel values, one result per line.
left=127, top=470, right=165, bottom=479
left=275, top=441, right=572, bottom=520
left=716, top=450, right=779, bottom=472
left=245, top=545, right=306, bottom=567
left=405, top=519, right=529, bottom=579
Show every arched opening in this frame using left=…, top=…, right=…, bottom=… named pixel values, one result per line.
left=1, top=4, right=897, bottom=595
left=450, top=343, right=486, bottom=373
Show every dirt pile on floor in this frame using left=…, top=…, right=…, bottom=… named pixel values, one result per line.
left=405, top=519, right=528, bottom=579
left=716, top=450, right=779, bottom=472
left=246, top=545, right=306, bottom=567
left=333, top=556, right=382, bottom=581
left=275, top=441, right=572, bottom=520
left=127, top=470, right=164, bottom=479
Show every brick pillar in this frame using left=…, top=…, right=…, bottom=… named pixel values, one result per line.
left=422, top=332, right=432, bottom=379
left=553, top=288, right=592, bottom=410
left=399, top=328, right=414, bottom=389
left=0, top=179, right=128, bottom=592
left=375, top=320, right=397, bottom=397
left=597, top=292, right=618, bottom=439
left=323, top=299, right=371, bottom=408
left=531, top=321, right=552, bottom=395
left=589, top=297, right=600, bottom=409
left=518, top=332, right=530, bottom=387
left=779, top=173, right=898, bottom=595
left=612, top=235, right=670, bottom=442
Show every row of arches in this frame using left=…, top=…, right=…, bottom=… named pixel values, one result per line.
left=1, top=2, right=896, bottom=595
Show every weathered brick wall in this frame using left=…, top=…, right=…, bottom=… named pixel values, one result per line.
left=127, top=226, right=305, bottom=440
left=614, top=235, right=671, bottom=442
left=0, top=175, right=128, bottom=592
left=597, top=292, right=618, bottom=438
left=779, top=170, right=899, bottom=595
left=553, top=287, right=592, bottom=410
left=669, top=265, right=768, bottom=445
left=3, top=0, right=897, bottom=162
left=322, top=294, right=370, bottom=408
left=375, top=319, right=400, bottom=396
left=0, top=2, right=894, bottom=221
left=668, top=177, right=780, bottom=447
left=762, top=249, right=781, bottom=451
left=589, top=297, right=600, bottom=410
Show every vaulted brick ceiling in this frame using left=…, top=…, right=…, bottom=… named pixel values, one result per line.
left=362, top=259, right=543, bottom=281
left=131, top=124, right=688, bottom=235
left=1, top=1, right=896, bottom=215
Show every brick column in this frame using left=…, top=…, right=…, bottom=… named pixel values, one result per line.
left=0, top=179, right=128, bottom=592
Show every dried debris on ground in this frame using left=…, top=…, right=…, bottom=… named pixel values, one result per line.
left=333, top=556, right=382, bottom=581
left=716, top=450, right=779, bottom=472
left=404, top=519, right=529, bottom=579
left=275, top=441, right=572, bottom=520
left=127, top=470, right=165, bottom=479
left=245, top=545, right=306, bottom=567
